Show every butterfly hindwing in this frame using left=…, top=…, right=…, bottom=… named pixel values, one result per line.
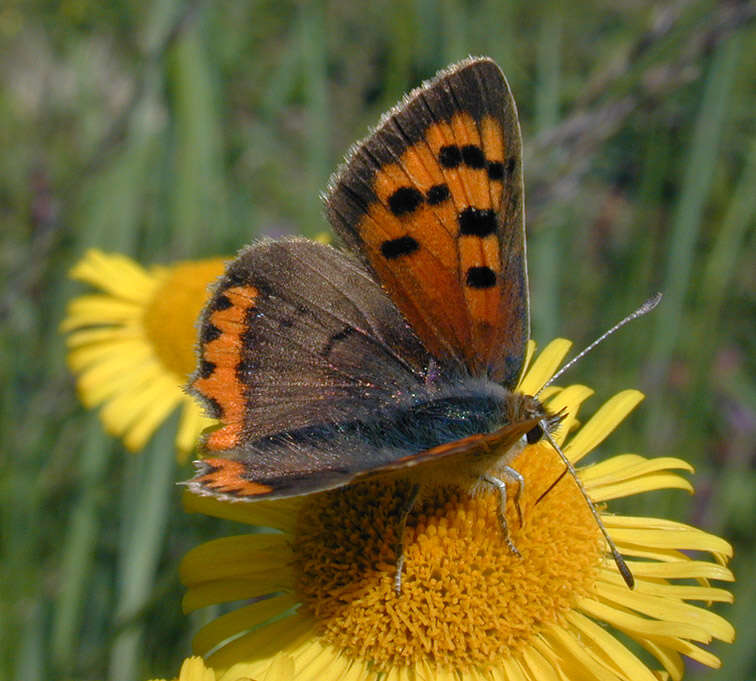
left=189, top=416, right=540, bottom=502
left=326, top=56, right=528, bottom=387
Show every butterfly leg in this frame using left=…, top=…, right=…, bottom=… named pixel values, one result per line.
left=394, top=482, right=421, bottom=594
left=501, top=465, right=525, bottom=528
left=483, top=473, right=522, bottom=557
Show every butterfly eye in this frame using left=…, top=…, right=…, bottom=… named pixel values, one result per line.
left=526, top=424, right=544, bottom=445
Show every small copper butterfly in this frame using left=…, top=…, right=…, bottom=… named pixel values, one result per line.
left=186, top=57, right=583, bottom=584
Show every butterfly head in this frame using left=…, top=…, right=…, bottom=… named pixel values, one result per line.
left=502, top=391, right=562, bottom=448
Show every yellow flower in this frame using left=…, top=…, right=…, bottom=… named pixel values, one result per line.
left=180, top=340, right=734, bottom=680
left=147, top=653, right=294, bottom=681
left=62, top=249, right=226, bottom=458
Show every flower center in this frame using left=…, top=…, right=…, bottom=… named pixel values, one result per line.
left=293, top=445, right=603, bottom=671
left=142, top=259, right=226, bottom=379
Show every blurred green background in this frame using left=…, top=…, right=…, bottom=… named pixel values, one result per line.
left=1, top=1, right=754, bottom=680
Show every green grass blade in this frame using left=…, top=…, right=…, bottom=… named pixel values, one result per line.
left=168, top=12, right=229, bottom=255
left=108, top=421, right=177, bottom=681
left=51, top=423, right=114, bottom=673
left=298, top=3, right=330, bottom=235
left=530, top=12, right=563, bottom=343
left=644, top=34, right=743, bottom=444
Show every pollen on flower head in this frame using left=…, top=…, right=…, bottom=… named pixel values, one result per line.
left=292, top=447, right=603, bottom=671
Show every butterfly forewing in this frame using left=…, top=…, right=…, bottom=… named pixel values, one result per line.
left=326, top=57, right=528, bottom=387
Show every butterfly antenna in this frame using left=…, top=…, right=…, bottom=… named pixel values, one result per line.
left=534, top=467, right=568, bottom=506
left=542, top=429, right=635, bottom=588
left=538, top=293, right=662, bottom=395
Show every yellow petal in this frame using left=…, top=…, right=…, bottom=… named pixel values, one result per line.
left=537, top=385, right=563, bottom=403
left=70, top=249, right=158, bottom=300
left=621, top=559, right=733, bottom=582
left=62, top=295, right=144, bottom=328
left=521, top=339, right=536, bottom=376
left=542, top=384, right=595, bottom=446
left=494, top=657, right=528, bottom=681
left=589, top=473, right=693, bottom=501
left=180, top=535, right=292, bottom=585
left=518, top=338, right=572, bottom=395
left=335, top=657, right=369, bottom=681
left=602, top=516, right=733, bottom=556
left=206, top=613, right=313, bottom=671
left=593, top=582, right=735, bottom=642
left=176, top=400, right=214, bottom=456
left=99, top=373, right=181, bottom=447
left=565, top=610, right=663, bottom=681
left=182, top=492, right=302, bottom=534
left=76, top=356, right=160, bottom=407
left=121, top=376, right=184, bottom=450
left=581, top=456, right=695, bottom=485
left=636, top=639, right=684, bottom=681
left=68, top=338, right=153, bottom=374
left=577, top=596, right=712, bottom=642
left=183, top=578, right=289, bottom=613
left=597, top=570, right=733, bottom=602
left=517, top=643, right=560, bottom=681
left=65, top=325, right=141, bottom=346
left=180, top=656, right=216, bottom=681
left=648, top=637, right=723, bottom=668
left=261, top=653, right=296, bottom=681
left=291, top=637, right=352, bottom=679
left=146, top=656, right=217, bottom=681
left=193, top=593, right=299, bottom=655
left=564, top=390, right=644, bottom=462
left=219, top=652, right=296, bottom=681
left=537, top=627, right=612, bottom=681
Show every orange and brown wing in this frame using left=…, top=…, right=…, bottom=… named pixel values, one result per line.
left=190, top=284, right=258, bottom=452
left=186, top=417, right=540, bottom=502
left=188, top=238, right=431, bottom=456
left=326, top=57, right=528, bottom=387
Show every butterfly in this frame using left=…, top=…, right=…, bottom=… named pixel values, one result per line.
left=185, top=57, right=606, bottom=587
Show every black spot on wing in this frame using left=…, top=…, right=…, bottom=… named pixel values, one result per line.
left=388, top=186, right=424, bottom=216
left=204, top=395, right=222, bottom=418
left=461, top=145, right=486, bottom=169
left=426, top=184, right=450, bottom=205
left=487, top=161, right=504, bottom=180
left=440, top=143, right=496, bottom=175
left=212, top=294, right=232, bottom=311
left=198, top=359, right=215, bottom=379
left=380, top=235, right=420, bottom=259
left=202, top=323, right=221, bottom=344
left=439, top=145, right=462, bottom=168
left=458, top=208, right=497, bottom=237
left=466, top=266, right=497, bottom=288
